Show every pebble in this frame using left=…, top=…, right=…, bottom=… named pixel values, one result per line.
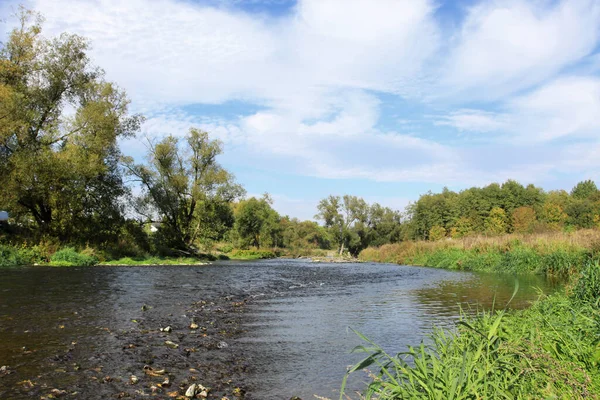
left=129, top=375, right=139, bottom=384
left=164, top=340, right=179, bottom=349
left=185, top=383, right=197, bottom=397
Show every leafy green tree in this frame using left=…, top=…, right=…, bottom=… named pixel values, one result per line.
left=429, top=226, right=446, bottom=241
left=510, top=206, right=536, bottom=233
left=484, top=207, right=507, bottom=235
left=124, top=128, right=244, bottom=252
left=540, top=202, right=567, bottom=231
left=280, top=218, right=331, bottom=250
left=0, top=8, right=142, bottom=240
left=234, top=195, right=280, bottom=249
left=452, top=217, right=474, bottom=238
left=315, top=195, right=368, bottom=255
left=566, top=200, right=598, bottom=229
left=571, top=180, right=598, bottom=200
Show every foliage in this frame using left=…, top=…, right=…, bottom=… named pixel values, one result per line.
left=124, top=128, right=244, bottom=251
left=428, top=226, right=446, bottom=241
left=228, top=248, right=278, bottom=260
left=484, top=207, right=508, bottom=236
left=234, top=194, right=281, bottom=249
left=540, top=202, right=567, bottom=231
left=49, top=247, right=98, bottom=266
left=0, top=8, right=141, bottom=242
left=342, top=293, right=600, bottom=399
left=510, top=206, right=536, bottom=233
left=358, top=230, right=598, bottom=277
left=571, top=180, right=599, bottom=200
left=573, top=261, right=600, bottom=307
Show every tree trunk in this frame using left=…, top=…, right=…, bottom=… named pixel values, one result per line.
left=338, top=242, right=345, bottom=256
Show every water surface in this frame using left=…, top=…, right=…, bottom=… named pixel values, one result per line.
left=0, top=260, right=558, bottom=399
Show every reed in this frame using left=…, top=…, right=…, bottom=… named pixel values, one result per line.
left=341, top=271, right=600, bottom=399
left=359, top=230, right=600, bottom=276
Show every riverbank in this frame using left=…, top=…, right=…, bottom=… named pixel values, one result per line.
left=344, top=231, right=600, bottom=399
left=358, top=230, right=600, bottom=276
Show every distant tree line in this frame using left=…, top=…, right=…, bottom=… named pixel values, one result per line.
left=406, top=180, right=600, bottom=241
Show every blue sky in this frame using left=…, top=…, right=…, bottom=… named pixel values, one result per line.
left=2, top=0, right=600, bottom=220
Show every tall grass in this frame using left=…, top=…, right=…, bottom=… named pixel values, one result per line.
left=341, top=275, right=600, bottom=399
left=359, top=230, right=600, bottom=276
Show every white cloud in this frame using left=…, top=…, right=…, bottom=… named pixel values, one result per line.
left=437, top=76, right=600, bottom=143
left=435, top=109, right=508, bottom=133
left=509, top=76, right=600, bottom=142
left=440, top=0, right=600, bottom=100
left=3, top=0, right=600, bottom=196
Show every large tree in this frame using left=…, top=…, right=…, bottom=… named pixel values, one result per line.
left=315, top=195, right=368, bottom=255
left=234, top=194, right=281, bottom=249
left=124, top=128, right=244, bottom=252
left=0, top=8, right=141, bottom=240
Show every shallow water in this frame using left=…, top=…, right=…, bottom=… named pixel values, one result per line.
left=0, top=260, right=559, bottom=399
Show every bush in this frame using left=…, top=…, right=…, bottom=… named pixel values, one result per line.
left=228, top=249, right=277, bottom=260
left=50, top=247, right=98, bottom=266
left=0, top=245, right=28, bottom=267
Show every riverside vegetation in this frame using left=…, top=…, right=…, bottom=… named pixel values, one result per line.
left=341, top=233, right=600, bottom=399
left=3, top=7, right=600, bottom=400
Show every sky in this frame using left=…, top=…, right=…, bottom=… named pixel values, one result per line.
left=2, top=0, right=600, bottom=220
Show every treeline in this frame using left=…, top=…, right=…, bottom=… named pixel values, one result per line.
left=407, top=180, right=600, bottom=240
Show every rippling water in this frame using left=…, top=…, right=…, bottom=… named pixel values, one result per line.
left=0, top=260, right=559, bottom=399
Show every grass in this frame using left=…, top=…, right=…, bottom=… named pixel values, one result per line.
left=344, top=233, right=600, bottom=399
left=227, top=248, right=278, bottom=260
left=359, top=230, right=600, bottom=276
left=341, top=262, right=600, bottom=399
left=99, top=256, right=211, bottom=265
left=48, top=247, right=99, bottom=266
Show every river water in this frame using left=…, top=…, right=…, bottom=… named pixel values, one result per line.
left=0, top=260, right=558, bottom=399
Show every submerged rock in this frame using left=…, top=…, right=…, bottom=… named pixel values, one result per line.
left=160, top=326, right=172, bottom=333
left=129, top=375, right=139, bottom=384
left=164, top=340, right=179, bottom=349
left=189, top=322, right=199, bottom=330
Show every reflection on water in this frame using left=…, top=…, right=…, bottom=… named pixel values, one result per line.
left=0, top=261, right=560, bottom=400
left=238, top=262, right=560, bottom=399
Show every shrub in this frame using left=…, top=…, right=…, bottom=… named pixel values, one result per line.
left=50, top=247, right=98, bottom=266
left=228, top=249, right=277, bottom=260
left=0, top=245, right=28, bottom=267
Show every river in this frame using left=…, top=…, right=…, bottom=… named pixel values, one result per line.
left=0, top=260, right=559, bottom=399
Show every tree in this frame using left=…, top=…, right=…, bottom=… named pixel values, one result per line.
left=510, top=206, right=536, bottom=233
left=429, top=226, right=446, bottom=241
left=0, top=8, right=142, bottom=240
left=234, top=195, right=280, bottom=248
left=124, top=128, right=244, bottom=252
left=315, top=195, right=368, bottom=255
left=540, top=202, right=567, bottom=231
left=484, top=207, right=507, bottom=235
left=571, top=180, right=598, bottom=200
left=452, top=217, right=474, bottom=238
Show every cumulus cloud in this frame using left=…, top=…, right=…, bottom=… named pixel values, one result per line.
left=3, top=0, right=600, bottom=199
left=439, top=0, right=600, bottom=100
